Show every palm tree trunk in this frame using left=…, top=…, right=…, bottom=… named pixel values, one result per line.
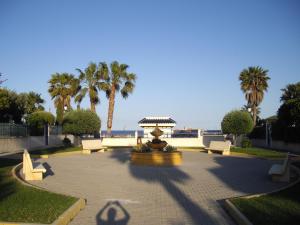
left=90, top=101, right=96, bottom=112
left=252, top=105, right=257, bottom=126
left=107, top=86, right=116, bottom=135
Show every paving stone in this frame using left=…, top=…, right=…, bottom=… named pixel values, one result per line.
left=28, top=150, right=285, bottom=225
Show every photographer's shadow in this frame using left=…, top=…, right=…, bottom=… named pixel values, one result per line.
left=96, top=201, right=130, bottom=225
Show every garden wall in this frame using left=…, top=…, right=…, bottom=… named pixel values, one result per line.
left=101, top=137, right=205, bottom=147
left=101, top=135, right=224, bottom=148
left=0, top=135, right=74, bottom=155
left=251, top=138, right=300, bottom=154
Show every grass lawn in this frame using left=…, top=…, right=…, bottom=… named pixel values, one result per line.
left=231, top=161, right=300, bottom=225
left=30, top=146, right=81, bottom=156
left=0, top=158, right=77, bottom=223
left=231, top=146, right=286, bottom=159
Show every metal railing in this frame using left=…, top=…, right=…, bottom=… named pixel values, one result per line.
left=0, top=123, right=28, bottom=137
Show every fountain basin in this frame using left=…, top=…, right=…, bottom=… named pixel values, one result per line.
left=131, top=151, right=182, bottom=166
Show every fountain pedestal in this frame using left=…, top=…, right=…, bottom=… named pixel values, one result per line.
left=131, top=124, right=182, bottom=166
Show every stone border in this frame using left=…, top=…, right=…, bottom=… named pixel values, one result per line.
left=31, top=148, right=114, bottom=159
left=0, top=163, right=86, bottom=225
left=224, top=165, right=300, bottom=225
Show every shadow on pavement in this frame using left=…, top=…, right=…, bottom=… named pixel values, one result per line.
left=109, top=149, right=218, bottom=224
left=96, top=200, right=130, bottom=225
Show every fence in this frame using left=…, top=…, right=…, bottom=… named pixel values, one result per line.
left=0, top=123, right=63, bottom=137
left=0, top=123, right=28, bottom=137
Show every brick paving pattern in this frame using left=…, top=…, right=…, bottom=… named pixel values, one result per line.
left=28, top=150, right=285, bottom=225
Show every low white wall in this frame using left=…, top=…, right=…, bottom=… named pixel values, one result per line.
left=101, top=136, right=205, bottom=148
left=251, top=138, right=300, bottom=153
left=0, top=135, right=74, bottom=155
left=101, top=138, right=137, bottom=147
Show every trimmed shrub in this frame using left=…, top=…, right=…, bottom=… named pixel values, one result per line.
left=27, top=111, right=55, bottom=136
left=62, top=110, right=101, bottom=136
left=241, top=137, right=252, bottom=148
left=221, top=110, right=254, bottom=145
left=62, top=137, right=72, bottom=146
left=164, top=145, right=177, bottom=152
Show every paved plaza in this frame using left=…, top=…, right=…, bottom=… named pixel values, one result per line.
left=28, top=150, right=285, bottom=225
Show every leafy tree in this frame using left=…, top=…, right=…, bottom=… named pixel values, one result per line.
left=280, top=82, right=300, bottom=102
left=0, top=88, right=24, bottom=123
left=75, top=62, right=107, bottom=111
left=99, top=61, right=136, bottom=135
left=239, top=66, right=270, bottom=126
left=48, top=73, right=79, bottom=124
left=18, top=92, right=45, bottom=115
left=277, top=82, right=300, bottom=127
left=27, top=111, right=55, bottom=135
left=221, top=110, right=254, bottom=145
left=62, top=109, right=101, bottom=136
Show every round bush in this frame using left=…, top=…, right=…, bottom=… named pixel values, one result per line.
left=27, top=111, right=55, bottom=135
left=221, top=110, right=254, bottom=136
left=62, top=110, right=101, bottom=136
left=62, top=137, right=72, bottom=146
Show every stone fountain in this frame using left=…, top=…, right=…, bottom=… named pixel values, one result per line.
left=146, top=124, right=167, bottom=151
left=131, top=124, right=182, bottom=166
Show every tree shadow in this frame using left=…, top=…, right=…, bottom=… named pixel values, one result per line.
left=109, top=149, right=131, bottom=164
left=0, top=158, right=20, bottom=202
left=208, top=155, right=286, bottom=194
left=96, top=201, right=130, bottom=225
left=109, top=149, right=221, bottom=224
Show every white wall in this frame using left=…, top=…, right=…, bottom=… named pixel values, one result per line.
left=101, top=135, right=205, bottom=148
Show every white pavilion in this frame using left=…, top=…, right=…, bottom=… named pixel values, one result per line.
left=138, top=116, right=176, bottom=138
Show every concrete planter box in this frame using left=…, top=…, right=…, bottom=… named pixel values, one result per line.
left=131, top=151, right=182, bottom=166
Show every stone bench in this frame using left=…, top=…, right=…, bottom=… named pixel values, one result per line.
left=205, top=141, right=231, bottom=155
left=268, top=153, right=290, bottom=182
left=82, top=139, right=107, bottom=154
left=23, top=149, right=46, bottom=181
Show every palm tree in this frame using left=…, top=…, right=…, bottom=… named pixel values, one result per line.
left=280, top=82, right=300, bottom=103
left=48, top=73, right=79, bottom=124
left=75, top=63, right=108, bottom=112
left=99, top=61, right=136, bottom=135
left=239, top=66, right=270, bottom=126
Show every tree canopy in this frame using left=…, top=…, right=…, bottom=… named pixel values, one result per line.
left=278, top=82, right=300, bottom=127
left=48, top=73, right=79, bottom=124
left=0, top=88, right=45, bottom=123
left=239, top=66, right=270, bottom=125
left=221, top=110, right=254, bottom=141
left=62, top=109, right=101, bottom=136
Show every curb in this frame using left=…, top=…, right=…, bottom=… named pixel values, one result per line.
left=31, top=151, right=83, bottom=159
left=0, top=164, right=86, bottom=225
left=224, top=165, right=300, bottom=225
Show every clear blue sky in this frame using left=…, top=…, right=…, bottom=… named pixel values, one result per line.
left=1, top=0, right=299, bottom=130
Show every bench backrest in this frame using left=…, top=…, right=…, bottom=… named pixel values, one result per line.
left=82, top=139, right=103, bottom=149
left=23, top=149, right=33, bottom=173
left=282, top=153, right=290, bottom=172
left=209, top=141, right=231, bottom=151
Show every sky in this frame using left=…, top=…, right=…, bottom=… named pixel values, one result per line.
left=0, top=0, right=299, bottom=130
